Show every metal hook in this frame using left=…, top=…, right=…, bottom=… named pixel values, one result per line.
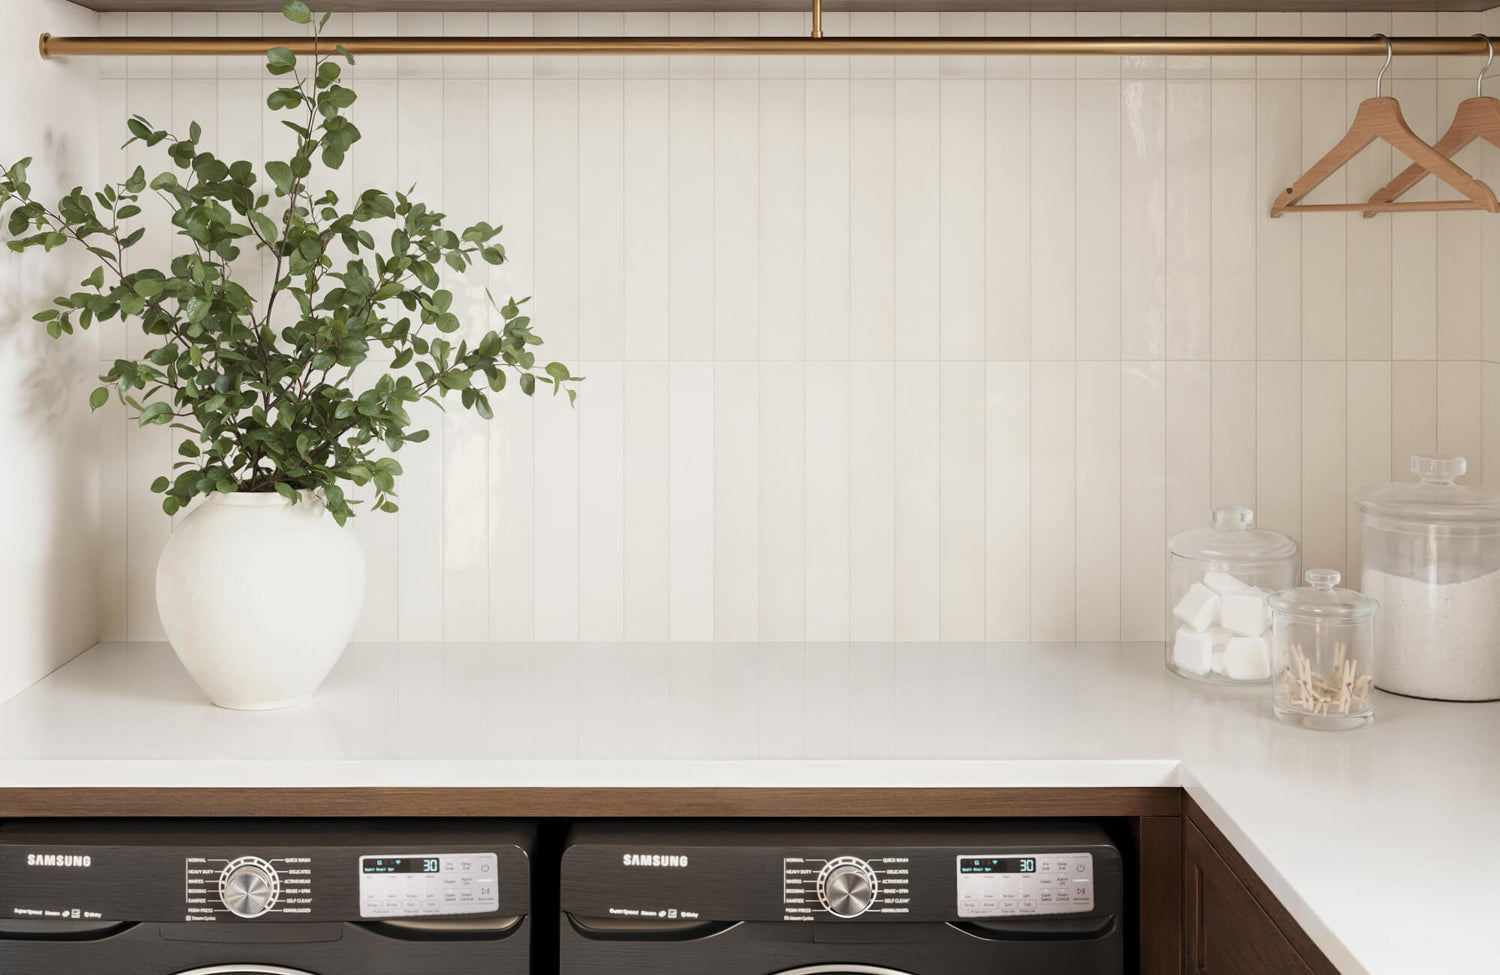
left=1374, top=33, right=1393, bottom=98
left=1476, top=34, right=1496, bottom=98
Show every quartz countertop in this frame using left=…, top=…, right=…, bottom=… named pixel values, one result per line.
left=0, top=641, right=1495, bottom=975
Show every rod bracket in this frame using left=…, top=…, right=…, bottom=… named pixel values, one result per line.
left=38, top=33, right=52, bottom=61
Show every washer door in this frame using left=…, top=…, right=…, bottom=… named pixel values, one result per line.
left=776, top=967, right=917, bottom=975
left=172, top=967, right=321, bottom=975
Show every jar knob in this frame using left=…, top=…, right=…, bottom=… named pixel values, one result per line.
left=1306, top=568, right=1341, bottom=590
left=1411, top=455, right=1466, bottom=485
left=1211, top=505, right=1255, bottom=531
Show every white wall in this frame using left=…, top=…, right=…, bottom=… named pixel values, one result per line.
left=97, top=8, right=1500, bottom=645
left=0, top=0, right=101, bottom=700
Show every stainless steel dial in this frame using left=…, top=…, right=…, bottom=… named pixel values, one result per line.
left=817, top=857, right=877, bottom=918
left=219, top=857, right=280, bottom=918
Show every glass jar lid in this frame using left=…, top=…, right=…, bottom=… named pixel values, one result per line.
left=1355, top=456, right=1500, bottom=525
left=1168, top=505, right=1298, bottom=564
left=1269, top=569, right=1378, bottom=622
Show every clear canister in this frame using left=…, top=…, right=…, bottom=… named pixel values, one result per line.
left=1167, top=505, right=1299, bottom=684
left=1269, top=569, right=1378, bottom=730
left=1355, top=456, right=1500, bottom=702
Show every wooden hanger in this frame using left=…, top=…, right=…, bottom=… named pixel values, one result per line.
left=1271, top=35, right=1500, bottom=217
left=1364, top=35, right=1500, bottom=216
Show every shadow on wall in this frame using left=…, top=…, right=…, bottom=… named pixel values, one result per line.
left=0, top=122, right=100, bottom=700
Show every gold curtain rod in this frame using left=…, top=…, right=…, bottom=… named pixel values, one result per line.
left=38, top=33, right=1499, bottom=60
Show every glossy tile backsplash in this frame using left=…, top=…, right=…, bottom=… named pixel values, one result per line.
left=99, top=9, right=1500, bottom=644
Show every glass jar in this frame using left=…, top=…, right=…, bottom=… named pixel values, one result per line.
left=1167, top=505, right=1298, bottom=684
left=1355, top=456, right=1500, bottom=702
left=1269, top=569, right=1378, bottom=730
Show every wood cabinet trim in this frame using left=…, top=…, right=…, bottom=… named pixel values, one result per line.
left=0, top=785, right=1180, bottom=819
left=1185, top=797, right=1342, bottom=975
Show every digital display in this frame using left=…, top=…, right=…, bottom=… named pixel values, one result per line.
left=362, top=857, right=441, bottom=874
left=960, top=857, right=1036, bottom=874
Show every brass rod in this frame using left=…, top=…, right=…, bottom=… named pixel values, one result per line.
left=812, top=0, right=823, bottom=40
left=37, top=33, right=1499, bottom=60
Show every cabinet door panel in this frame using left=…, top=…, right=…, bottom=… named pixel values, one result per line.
left=1183, top=820, right=1313, bottom=975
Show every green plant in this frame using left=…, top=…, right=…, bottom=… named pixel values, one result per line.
left=0, top=1, right=578, bottom=525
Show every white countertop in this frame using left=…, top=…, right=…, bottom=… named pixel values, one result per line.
left=0, top=641, right=1495, bottom=975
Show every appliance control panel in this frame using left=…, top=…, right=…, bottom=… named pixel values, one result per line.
left=186, top=855, right=312, bottom=921
left=782, top=854, right=912, bottom=920
left=358, top=853, right=500, bottom=918
left=955, top=852, right=1094, bottom=918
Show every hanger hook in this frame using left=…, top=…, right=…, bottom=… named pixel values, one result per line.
left=1476, top=34, right=1496, bottom=98
left=1374, top=33, right=1393, bottom=98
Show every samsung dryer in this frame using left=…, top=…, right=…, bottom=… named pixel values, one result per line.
left=560, top=820, right=1124, bottom=975
left=0, top=819, right=534, bottom=974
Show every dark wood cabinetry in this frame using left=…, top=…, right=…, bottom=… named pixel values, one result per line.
left=1182, top=799, right=1339, bottom=975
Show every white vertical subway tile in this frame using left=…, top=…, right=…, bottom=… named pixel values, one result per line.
left=760, top=79, right=806, bottom=361
left=759, top=363, right=806, bottom=640
left=849, top=363, right=896, bottom=640
left=1029, top=12, right=1075, bottom=81
left=1391, top=360, right=1438, bottom=480
left=532, top=386, right=581, bottom=641
left=850, top=79, right=896, bottom=360
left=1390, top=79, right=1438, bottom=361
left=939, top=11, right=985, bottom=81
left=97, top=398, right=127, bottom=642
left=714, top=11, right=759, bottom=81
left=1484, top=365, right=1500, bottom=487
left=759, top=643, right=806, bottom=758
left=669, top=362, right=715, bottom=639
left=1437, top=89, right=1483, bottom=361
left=1256, top=362, right=1302, bottom=544
left=985, top=12, right=1029, bottom=81
left=1029, top=362, right=1076, bottom=640
left=805, top=79, right=851, bottom=362
left=712, top=644, right=759, bottom=757
left=578, top=363, right=625, bottom=641
left=1166, top=362, right=1211, bottom=541
left=851, top=11, right=896, bottom=81
left=1075, top=362, right=1122, bottom=641
left=1121, top=361, right=1167, bottom=641
left=1165, top=11, right=1211, bottom=81
left=127, top=12, right=171, bottom=80
left=1210, top=79, right=1257, bottom=360
left=622, top=644, right=669, bottom=756
left=1437, top=361, right=1483, bottom=483
left=894, top=79, right=940, bottom=360
left=623, top=363, right=671, bottom=640
left=125, top=421, right=170, bottom=641
left=1299, top=80, right=1347, bottom=361
left=486, top=12, right=533, bottom=82
left=623, top=79, right=669, bottom=360
left=669, top=79, right=714, bottom=361
left=669, top=11, right=714, bottom=80
left=578, top=643, right=627, bottom=758
left=1122, top=12, right=1166, bottom=81
left=578, top=80, right=626, bottom=362
left=532, top=11, right=578, bottom=81
left=1346, top=362, right=1392, bottom=587
left=986, top=362, right=1030, bottom=641
left=1029, top=80, right=1076, bottom=360
left=1121, top=78, right=1166, bottom=360
left=894, top=362, right=940, bottom=639
left=668, top=643, right=714, bottom=758
left=1299, top=12, right=1346, bottom=82
left=1390, top=12, right=1437, bottom=81
left=488, top=393, right=534, bottom=641
left=939, top=80, right=985, bottom=360
left=394, top=11, right=443, bottom=80
left=986, top=79, right=1031, bottom=360
left=939, top=363, right=986, bottom=639
left=805, top=363, right=852, bottom=640
left=1255, top=12, right=1300, bottom=81
left=895, top=12, right=940, bottom=81
left=443, top=12, right=488, bottom=79
left=578, top=12, right=624, bottom=80
left=760, top=11, right=807, bottom=81
left=1301, top=362, right=1348, bottom=577
left=714, top=78, right=759, bottom=361
left=395, top=78, right=445, bottom=642
left=532, top=645, right=580, bottom=759
left=622, top=12, right=667, bottom=82
left=804, top=643, right=851, bottom=755
left=1166, top=80, right=1211, bottom=360
left=1345, top=81, right=1394, bottom=361
left=713, top=362, right=759, bottom=640
left=1076, top=79, right=1122, bottom=361
left=1075, top=12, right=1121, bottom=81
left=1210, top=12, right=1256, bottom=81
left=1211, top=361, right=1258, bottom=509
left=1257, top=80, right=1301, bottom=359
left=1485, top=137, right=1500, bottom=363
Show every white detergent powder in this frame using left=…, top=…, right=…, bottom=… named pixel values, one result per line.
left=1361, top=568, right=1500, bottom=700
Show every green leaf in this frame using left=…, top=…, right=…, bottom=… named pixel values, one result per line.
left=88, top=387, right=110, bottom=411
left=163, top=497, right=182, bottom=516
left=150, top=476, right=170, bottom=493
left=282, top=1, right=312, bottom=24
left=266, top=46, right=297, bottom=76
left=274, top=482, right=299, bottom=501
left=138, top=402, right=173, bottom=426
left=265, top=161, right=294, bottom=194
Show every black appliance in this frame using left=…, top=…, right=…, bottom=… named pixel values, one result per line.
left=0, top=819, right=533, bottom=974
left=560, top=820, right=1124, bottom=975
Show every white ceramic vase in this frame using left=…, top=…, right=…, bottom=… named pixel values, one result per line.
left=155, top=491, right=365, bottom=710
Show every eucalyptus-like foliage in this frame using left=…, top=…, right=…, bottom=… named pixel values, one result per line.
left=0, top=1, right=577, bottom=525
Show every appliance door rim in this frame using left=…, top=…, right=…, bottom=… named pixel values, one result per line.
left=170, top=966, right=321, bottom=975
left=774, top=967, right=918, bottom=975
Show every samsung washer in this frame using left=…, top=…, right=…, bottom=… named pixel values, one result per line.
left=560, top=820, right=1125, bottom=975
left=0, top=819, right=533, bottom=974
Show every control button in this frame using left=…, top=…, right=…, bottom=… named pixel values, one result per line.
left=481, top=863, right=492, bottom=873
left=818, top=858, right=878, bottom=919
left=218, top=857, right=280, bottom=919
left=979, top=900, right=997, bottom=912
